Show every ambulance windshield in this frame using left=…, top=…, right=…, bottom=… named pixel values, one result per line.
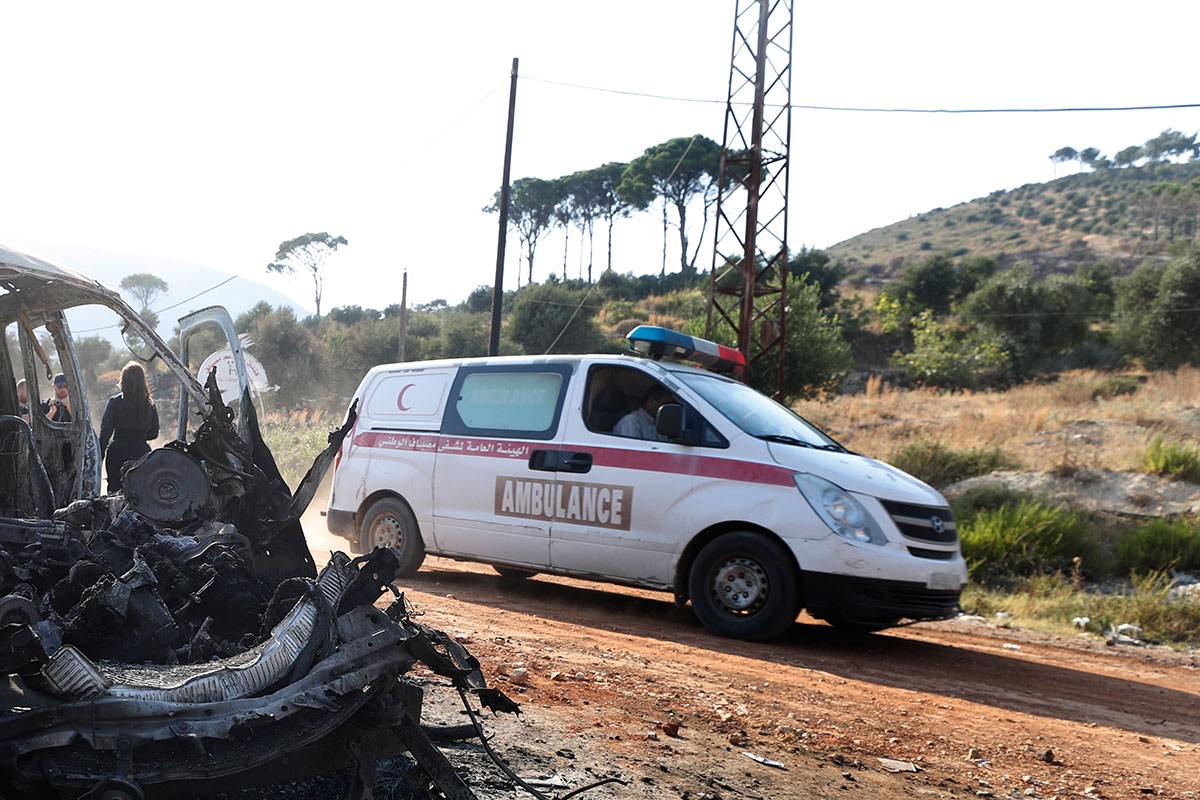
left=677, top=373, right=841, bottom=450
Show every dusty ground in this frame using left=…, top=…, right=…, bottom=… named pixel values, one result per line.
left=299, top=513, right=1199, bottom=800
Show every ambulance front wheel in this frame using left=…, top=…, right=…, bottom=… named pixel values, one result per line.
left=360, top=497, right=426, bottom=577
left=688, top=532, right=801, bottom=642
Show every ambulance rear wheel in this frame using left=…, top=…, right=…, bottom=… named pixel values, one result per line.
left=360, top=497, right=425, bottom=577
left=688, top=532, right=801, bottom=642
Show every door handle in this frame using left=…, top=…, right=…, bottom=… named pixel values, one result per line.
left=560, top=451, right=593, bottom=474
left=528, top=450, right=593, bottom=474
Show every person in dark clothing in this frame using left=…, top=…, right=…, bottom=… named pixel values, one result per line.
left=43, top=373, right=72, bottom=423
left=99, top=362, right=159, bottom=492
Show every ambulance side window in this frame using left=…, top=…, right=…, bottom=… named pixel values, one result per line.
left=442, top=364, right=571, bottom=440
left=585, top=366, right=727, bottom=447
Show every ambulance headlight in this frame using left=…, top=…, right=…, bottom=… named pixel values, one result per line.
left=793, top=473, right=887, bottom=545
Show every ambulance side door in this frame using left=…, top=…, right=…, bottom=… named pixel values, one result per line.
left=431, top=363, right=572, bottom=568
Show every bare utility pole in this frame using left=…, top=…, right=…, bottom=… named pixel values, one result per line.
left=490, top=57, right=519, bottom=357
left=706, top=0, right=794, bottom=397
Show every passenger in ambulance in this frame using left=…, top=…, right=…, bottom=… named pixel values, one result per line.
left=613, top=385, right=674, bottom=441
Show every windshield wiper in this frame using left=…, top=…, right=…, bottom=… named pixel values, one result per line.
left=757, top=434, right=814, bottom=448
left=757, top=434, right=844, bottom=452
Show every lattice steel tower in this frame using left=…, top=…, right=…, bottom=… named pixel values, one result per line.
left=706, top=0, right=794, bottom=397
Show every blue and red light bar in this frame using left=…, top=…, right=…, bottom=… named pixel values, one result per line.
left=625, top=325, right=747, bottom=376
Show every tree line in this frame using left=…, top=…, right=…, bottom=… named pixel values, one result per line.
left=1051, top=128, right=1198, bottom=173
left=485, top=134, right=733, bottom=285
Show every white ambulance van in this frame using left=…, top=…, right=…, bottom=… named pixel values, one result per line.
left=326, top=326, right=966, bottom=641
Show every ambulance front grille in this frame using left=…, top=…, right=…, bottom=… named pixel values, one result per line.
left=880, top=500, right=958, bottom=546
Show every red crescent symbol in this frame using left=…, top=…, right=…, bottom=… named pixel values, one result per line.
left=396, top=383, right=415, bottom=411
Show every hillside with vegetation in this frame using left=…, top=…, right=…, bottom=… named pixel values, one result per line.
left=829, top=144, right=1200, bottom=282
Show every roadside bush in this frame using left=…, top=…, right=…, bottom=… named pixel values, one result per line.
left=959, top=500, right=1093, bottom=586
left=1114, top=250, right=1200, bottom=369
left=1141, top=434, right=1200, bottom=483
left=1115, top=518, right=1200, bottom=574
left=950, top=484, right=1038, bottom=524
left=1093, top=571, right=1200, bottom=646
left=887, top=439, right=1018, bottom=489
left=962, top=572, right=1200, bottom=647
left=890, top=311, right=1008, bottom=389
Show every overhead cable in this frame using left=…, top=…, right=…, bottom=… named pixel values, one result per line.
left=523, top=75, right=1200, bottom=114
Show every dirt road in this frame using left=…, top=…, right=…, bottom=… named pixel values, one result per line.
left=304, top=524, right=1198, bottom=800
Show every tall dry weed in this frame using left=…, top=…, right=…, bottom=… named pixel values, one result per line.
left=794, top=368, right=1200, bottom=473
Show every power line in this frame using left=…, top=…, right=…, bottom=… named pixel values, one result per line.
left=422, top=80, right=506, bottom=147
left=795, top=102, right=1200, bottom=115
left=542, top=283, right=597, bottom=355
left=156, top=274, right=238, bottom=313
left=524, top=75, right=723, bottom=106
left=72, top=274, right=242, bottom=334
left=523, top=75, right=1200, bottom=114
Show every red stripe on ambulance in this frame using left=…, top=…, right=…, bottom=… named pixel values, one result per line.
left=351, top=432, right=793, bottom=487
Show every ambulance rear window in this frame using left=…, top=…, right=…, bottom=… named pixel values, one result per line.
left=443, top=365, right=571, bottom=440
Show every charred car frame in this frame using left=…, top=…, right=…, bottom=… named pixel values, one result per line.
left=0, top=245, right=535, bottom=800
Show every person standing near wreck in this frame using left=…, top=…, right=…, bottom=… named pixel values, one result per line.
left=43, top=373, right=72, bottom=423
left=99, top=362, right=159, bottom=492
left=15, top=379, right=29, bottom=423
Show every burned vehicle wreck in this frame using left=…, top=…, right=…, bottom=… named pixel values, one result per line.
left=0, top=246, right=531, bottom=799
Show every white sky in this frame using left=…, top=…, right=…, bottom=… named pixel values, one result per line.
left=2, top=0, right=1197, bottom=313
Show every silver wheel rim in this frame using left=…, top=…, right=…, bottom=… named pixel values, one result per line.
left=370, top=512, right=401, bottom=548
left=711, top=556, right=768, bottom=615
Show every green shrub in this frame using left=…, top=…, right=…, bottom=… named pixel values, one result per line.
left=960, top=500, right=1092, bottom=586
left=1116, top=519, right=1200, bottom=574
left=950, top=484, right=1038, bottom=525
left=890, top=311, right=1008, bottom=390
left=888, top=439, right=1018, bottom=488
left=1142, top=434, right=1200, bottom=483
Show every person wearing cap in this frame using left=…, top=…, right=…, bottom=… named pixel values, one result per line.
left=43, top=373, right=72, bottom=423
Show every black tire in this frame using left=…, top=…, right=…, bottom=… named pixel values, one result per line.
left=688, top=532, right=801, bottom=641
left=359, top=497, right=425, bottom=577
left=492, top=565, right=538, bottom=580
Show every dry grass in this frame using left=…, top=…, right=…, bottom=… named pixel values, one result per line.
left=258, top=408, right=338, bottom=489
left=793, top=367, right=1200, bottom=474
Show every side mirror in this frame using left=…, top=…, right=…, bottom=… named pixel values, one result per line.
left=656, top=403, right=692, bottom=444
